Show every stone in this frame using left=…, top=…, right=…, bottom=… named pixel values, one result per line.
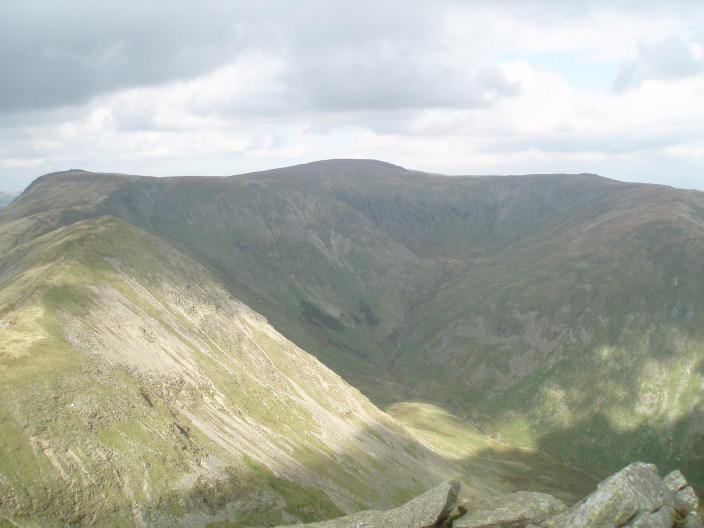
left=378, top=479, right=460, bottom=528
left=453, top=490, right=566, bottom=528
left=275, top=464, right=701, bottom=528
left=541, top=462, right=676, bottom=528
left=283, top=509, right=383, bottom=528
left=277, top=479, right=460, bottom=528
left=664, top=470, right=688, bottom=493
left=620, top=507, right=674, bottom=528
left=675, top=486, right=700, bottom=514
left=683, top=511, right=704, bottom=528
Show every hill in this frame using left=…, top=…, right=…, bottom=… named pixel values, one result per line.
left=0, top=214, right=469, bottom=526
left=2, top=159, right=702, bottom=518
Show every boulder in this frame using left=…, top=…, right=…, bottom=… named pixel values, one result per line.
left=541, top=462, right=676, bottom=528
left=675, top=486, right=701, bottom=515
left=620, top=507, right=674, bottom=528
left=277, top=479, right=460, bottom=528
left=276, top=463, right=701, bottom=528
left=664, top=470, right=688, bottom=493
left=683, top=511, right=704, bottom=528
left=664, top=469, right=701, bottom=515
left=453, top=490, right=566, bottom=528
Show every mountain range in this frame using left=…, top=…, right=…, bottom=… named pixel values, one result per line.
left=0, top=192, right=18, bottom=211
left=1, top=159, right=702, bottom=526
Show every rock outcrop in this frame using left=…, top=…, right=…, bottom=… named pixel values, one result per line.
left=454, top=491, right=566, bottom=528
left=276, top=479, right=460, bottom=528
left=276, top=463, right=701, bottom=528
left=457, top=462, right=701, bottom=528
left=541, top=462, right=677, bottom=528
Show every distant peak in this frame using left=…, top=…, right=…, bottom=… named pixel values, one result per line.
left=294, top=158, right=409, bottom=172
left=49, top=169, right=92, bottom=175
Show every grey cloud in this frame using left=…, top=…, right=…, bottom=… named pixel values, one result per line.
left=2, top=0, right=700, bottom=118
left=0, top=0, right=520, bottom=118
left=252, top=2, right=519, bottom=114
left=282, top=27, right=519, bottom=112
left=0, top=1, right=255, bottom=112
left=612, top=35, right=704, bottom=92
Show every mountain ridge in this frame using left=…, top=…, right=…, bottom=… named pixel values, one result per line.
left=0, top=213, right=472, bottom=526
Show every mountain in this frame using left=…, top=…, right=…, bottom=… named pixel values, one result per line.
left=1, top=159, right=702, bottom=523
left=0, top=212, right=472, bottom=526
left=0, top=191, right=18, bottom=211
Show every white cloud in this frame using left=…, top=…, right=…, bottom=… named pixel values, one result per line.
left=351, top=56, right=704, bottom=183
left=613, top=35, right=704, bottom=91
left=664, top=142, right=704, bottom=162
left=1, top=157, right=47, bottom=169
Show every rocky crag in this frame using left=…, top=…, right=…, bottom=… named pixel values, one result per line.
left=284, top=462, right=702, bottom=528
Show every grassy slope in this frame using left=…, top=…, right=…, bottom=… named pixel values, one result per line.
left=3, top=160, right=703, bottom=490
left=0, top=216, right=466, bottom=527
left=397, top=185, right=704, bottom=484
left=383, top=402, right=598, bottom=506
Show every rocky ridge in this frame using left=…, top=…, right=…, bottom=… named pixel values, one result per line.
left=284, top=462, right=702, bottom=528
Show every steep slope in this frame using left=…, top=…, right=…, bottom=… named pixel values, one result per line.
left=398, top=185, right=704, bottom=479
left=3, top=160, right=703, bottom=488
left=0, top=215, right=464, bottom=527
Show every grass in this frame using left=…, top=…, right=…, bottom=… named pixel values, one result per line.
left=384, top=401, right=599, bottom=504
left=2, top=215, right=473, bottom=526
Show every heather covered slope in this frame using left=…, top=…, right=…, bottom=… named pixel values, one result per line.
left=3, top=159, right=704, bottom=488
left=397, top=185, right=704, bottom=476
left=0, top=215, right=466, bottom=526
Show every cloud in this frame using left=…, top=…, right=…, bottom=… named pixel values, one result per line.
left=613, top=35, right=704, bottom=91
left=351, top=56, right=704, bottom=183
left=1, top=1, right=703, bottom=191
left=0, top=0, right=251, bottom=112
left=0, top=0, right=522, bottom=116
left=1, top=1, right=691, bottom=116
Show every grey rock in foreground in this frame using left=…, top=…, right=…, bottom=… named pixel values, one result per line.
left=665, top=469, right=701, bottom=516
left=453, top=490, right=565, bottom=528
left=277, top=479, right=460, bottom=528
left=454, top=461, right=701, bottom=528
left=541, top=462, right=674, bottom=528
left=278, top=462, right=701, bottom=528
left=620, top=507, right=675, bottom=528
left=683, top=512, right=704, bottom=528
left=665, top=470, right=689, bottom=493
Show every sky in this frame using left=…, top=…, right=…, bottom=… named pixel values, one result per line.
left=1, top=1, right=704, bottom=191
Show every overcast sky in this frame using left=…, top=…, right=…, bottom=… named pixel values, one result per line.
left=1, top=1, right=703, bottom=191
